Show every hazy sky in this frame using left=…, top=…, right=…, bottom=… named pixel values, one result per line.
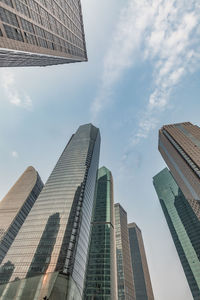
left=1, top=0, right=200, bottom=299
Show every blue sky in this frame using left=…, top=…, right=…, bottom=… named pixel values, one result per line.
left=0, top=0, right=200, bottom=299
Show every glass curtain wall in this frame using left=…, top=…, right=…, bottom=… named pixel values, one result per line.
left=0, top=124, right=100, bottom=300
left=115, top=203, right=135, bottom=300
left=153, top=168, right=200, bottom=299
left=84, top=166, right=117, bottom=300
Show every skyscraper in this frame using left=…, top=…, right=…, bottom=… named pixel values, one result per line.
left=0, top=166, right=43, bottom=265
left=128, top=223, right=154, bottom=300
left=159, top=122, right=200, bottom=219
left=84, top=166, right=117, bottom=299
left=0, top=124, right=100, bottom=300
left=115, top=203, right=135, bottom=300
left=153, top=168, right=200, bottom=299
left=0, top=0, right=87, bottom=67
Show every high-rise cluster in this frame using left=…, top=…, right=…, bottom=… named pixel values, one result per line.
left=153, top=122, right=200, bottom=300
left=0, top=123, right=154, bottom=300
left=1, top=0, right=199, bottom=298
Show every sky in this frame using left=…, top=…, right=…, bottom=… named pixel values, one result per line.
left=0, top=0, right=200, bottom=299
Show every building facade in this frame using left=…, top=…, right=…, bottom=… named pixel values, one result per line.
left=128, top=223, right=154, bottom=300
left=115, top=203, right=135, bottom=300
left=0, top=0, right=87, bottom=66
left=0, top=123, right=100, bottom=300
left=153, top=168, right=200, bottom=299
left=84, top=166, right=117, bottom=300
left=0, top=166, right=43, bottom=265
left=159, top=122, right=200, bottom=219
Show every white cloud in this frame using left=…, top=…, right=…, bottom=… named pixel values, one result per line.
left=91, top=0, right=200, bottom=145
left=133, top=1, right=200, bottom=145
left=1, top=70, right=32, bottom=109
left=91, top=0, right=158, bottom=120
left=11, top=151, right=18, bottom=158
left=131, top=115, right=159, bottom=146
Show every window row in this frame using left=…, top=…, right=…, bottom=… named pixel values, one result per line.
left=2, top=22, right=86, bottom=58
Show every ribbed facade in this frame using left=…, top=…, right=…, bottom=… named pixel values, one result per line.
left=0, top=123, right=100, bottom=300
left=128, top=223, right=154, bottom=300
left=153, top=168, right=200, bottom=299
left=159, top=122, right=200, bottom=220
left=0, top=166, right=43, bottom=265
left=84, top=166, right=117, bottom=300
left=115, top=203, right=135, bottom=300
left=0, top=0, right=87, bottom=66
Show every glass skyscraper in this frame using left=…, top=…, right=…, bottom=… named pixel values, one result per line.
left=128, top=223, right=154, bottom=300
left=115, top=203, right=135, bottom=300
left=0, top=0, right=87, bottom=66
left=84, top=166, right=117, bottom=299
left=159, top=122, right=200, bottom=220
left=0, top=123, right=100, bottom=300
left=0, top=166, right=43, bottom=265
left=153, top=168, right=200, bottom=299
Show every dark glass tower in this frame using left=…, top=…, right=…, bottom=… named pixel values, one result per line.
left=115, top=203, right=136, bottom=300
left=153, top=168, right=200, bottom=299
left=0, top=124, right=100, bottom=300
left=128, top=223, right=154, bottom=300
left=84, top=166, right=117, bottom=300
left=0, top=0, right=87, bottom=66
left=0, top=166, right=43, bottom=265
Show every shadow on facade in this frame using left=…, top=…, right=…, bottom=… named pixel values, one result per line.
left=56, top=185, right=81, bottom=274
left=18, top=212, right=61, bottom=299
left=0, top=213, right=60, bottom=299
left=27, top=212, right=60, bottom=277
left=0, top=260, right=15, bottom=296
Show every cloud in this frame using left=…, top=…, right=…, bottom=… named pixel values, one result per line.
left=133, top=117, right=159, bottom=144
left=91, top=0, right=200, bottom=147
left=91, top=0, right=157, bottom=120
left=1, top=70, right=32, bottom=109
left=131, top=1, right=200, bottom=145
left=11, top=151, right=18, bottom=158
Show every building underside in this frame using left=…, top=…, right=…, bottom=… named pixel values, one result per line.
left=0, top=48, right=83, bottom=67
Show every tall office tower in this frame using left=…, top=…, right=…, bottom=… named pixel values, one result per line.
left=0, top=166, right=43, bottom=265
left=128, top=223, right=154, bottom=300
left=115, top=203, right=135, bottom=300
left=84, top=166, right=118, bottom=299
left=159, top=122, right=200, bottom=219
left=0, top=124, right=100, bottom=300
left=0, top=0, right=87, bottom=66
left=153, top=168, right=200, bottom=299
